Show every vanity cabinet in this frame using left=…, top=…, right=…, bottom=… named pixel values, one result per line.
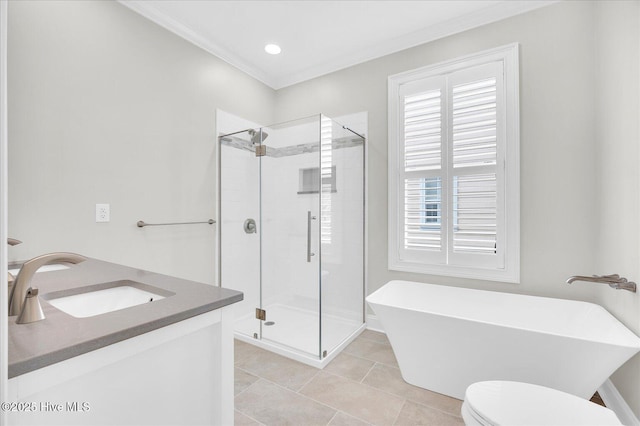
left=9, top=307, right=234, bottom=425
left=7, top=259, right=242, bottom=426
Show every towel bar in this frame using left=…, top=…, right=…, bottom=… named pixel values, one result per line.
left=137, top=219, right=215, bottom=228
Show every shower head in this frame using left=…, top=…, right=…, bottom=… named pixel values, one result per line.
left=248, top=129, right=269, bottom=145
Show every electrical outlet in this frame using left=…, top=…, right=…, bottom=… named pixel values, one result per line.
left=96, top=204, right=110, bottom=223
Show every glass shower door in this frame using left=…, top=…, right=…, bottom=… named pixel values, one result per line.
left=320, top=117, right=365, bottom=356
left=219, top=128, right=262, bottom=339
left=220, top=114, right=364, bottom=363
left=259, top=116, right=321, bottom=358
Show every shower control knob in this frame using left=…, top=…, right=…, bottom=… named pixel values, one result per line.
left=244, top=218, right=257, bottom=234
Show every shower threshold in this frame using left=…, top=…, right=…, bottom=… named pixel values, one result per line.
left=234, top=303, right=365, bottom=368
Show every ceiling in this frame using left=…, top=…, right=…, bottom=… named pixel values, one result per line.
left=120, top=0, right=554, bottom=90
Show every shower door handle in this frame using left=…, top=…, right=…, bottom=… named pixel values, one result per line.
left=307, top=211, right=316, bottom=262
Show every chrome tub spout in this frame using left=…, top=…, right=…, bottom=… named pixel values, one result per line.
left=566, top=274, right=636, bottom=293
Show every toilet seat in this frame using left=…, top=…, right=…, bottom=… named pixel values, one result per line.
left=462, top=381, right=622, bottom=426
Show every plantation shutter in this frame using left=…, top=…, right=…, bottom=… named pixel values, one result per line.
left=398, top=76, right=446, bottom=265
left=389, top=44, right=519, bottom=282
left=448, top=62, right=504, bottom=269
left=397, top=61, right=505, bottom=270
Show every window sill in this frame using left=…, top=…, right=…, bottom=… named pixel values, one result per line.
left=388, top=259, right=520, bottom=284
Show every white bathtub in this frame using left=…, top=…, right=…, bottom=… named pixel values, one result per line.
left=366, top=280, right=640, bottom=400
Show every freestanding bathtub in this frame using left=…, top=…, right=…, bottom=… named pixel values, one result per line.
left=366, top=280, right=640, bottom=400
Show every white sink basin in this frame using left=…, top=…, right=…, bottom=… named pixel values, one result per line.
left=46, top=285, right=166, bottom=318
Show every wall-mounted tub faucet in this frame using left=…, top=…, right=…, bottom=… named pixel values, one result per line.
left=566, top=274, right=636, bottom=293
left=8, top=252, right=88, bottom=318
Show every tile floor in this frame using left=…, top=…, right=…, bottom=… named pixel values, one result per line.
left=234, top=330, right=464, bottom=426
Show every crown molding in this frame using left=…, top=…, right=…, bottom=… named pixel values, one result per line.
left=273, top=1, right=556, bottom=89
left=118, top=0, right=277, bottom=88
left=119, top=0, right=557, bottom=90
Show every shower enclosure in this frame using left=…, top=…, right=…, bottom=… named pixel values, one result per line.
left=218, top=114, right=365, bottom=366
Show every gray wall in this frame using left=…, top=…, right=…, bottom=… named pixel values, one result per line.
left=594, top=0, right=640, bottom=417
left=276, top=1, right=599, bottom=299
left=274, top=1, right=639, bottom=417
left=7, top=0, right=276, bottom=284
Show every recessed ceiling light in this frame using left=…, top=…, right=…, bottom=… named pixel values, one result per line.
left=265, top=44, right=282, bottom=55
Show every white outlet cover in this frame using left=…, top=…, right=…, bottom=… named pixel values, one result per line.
left=96, top=203, right=110, bottom=223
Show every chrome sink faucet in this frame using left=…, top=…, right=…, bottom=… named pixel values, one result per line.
left=566, top=274, right=637, bottom=293
left=8, top=252, right=87, bottom=319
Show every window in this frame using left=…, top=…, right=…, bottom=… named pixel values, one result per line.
left=320, top=116, right=333, bottom=245
left=388, top=44, right=520, bottom=282
left=421, top=178, right=441, bottom=228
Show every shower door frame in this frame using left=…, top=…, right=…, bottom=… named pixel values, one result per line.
left=217, top=123, right=323, bottom=360
left=217, top=113, right=367, bottom=367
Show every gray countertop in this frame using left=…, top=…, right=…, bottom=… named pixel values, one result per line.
left=8, top=258, right=243, bottom=379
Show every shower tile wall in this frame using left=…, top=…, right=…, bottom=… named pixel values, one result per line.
left=261, top=151, right=318, bottom=307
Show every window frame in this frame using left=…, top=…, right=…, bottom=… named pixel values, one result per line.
left=388, top=43, right=520, bottom=283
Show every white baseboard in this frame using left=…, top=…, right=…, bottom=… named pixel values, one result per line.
left=366, top=315, right=638, bottom=425
left=366, top=314, right=385, bottom=333
left=599, top=379, right=639, bottom=426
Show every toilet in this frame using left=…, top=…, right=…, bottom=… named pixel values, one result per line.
left=462, top=381, right=622, bottom=426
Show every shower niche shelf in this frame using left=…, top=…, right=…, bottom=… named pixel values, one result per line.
left=297, top=166, right=337, bottom=194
